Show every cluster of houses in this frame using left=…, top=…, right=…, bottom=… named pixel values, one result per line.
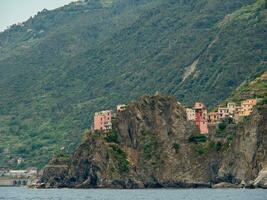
left=92, top=104, right=127, bottom=131
left=186, top=99, right=257, bottom=134
left=91, top=98, right=257, bottom=135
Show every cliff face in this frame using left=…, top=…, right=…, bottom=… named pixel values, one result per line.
left=39, top=95, right=267, bottom=188
left=115, top=95, right=220, bottom=187
left=218, top=104, right=267, bottom=186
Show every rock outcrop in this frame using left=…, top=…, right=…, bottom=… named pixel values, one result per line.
left=39, top=95, right=267, bottom=189
left=218, top=104, right=267, bottom=187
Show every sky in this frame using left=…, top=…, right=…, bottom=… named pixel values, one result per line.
left=0, top=0, right=77, bottom=31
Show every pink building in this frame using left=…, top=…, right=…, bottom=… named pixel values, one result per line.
left=193, top=102, right=209, bottom=134
left=93, top=110, right=113, bottom=131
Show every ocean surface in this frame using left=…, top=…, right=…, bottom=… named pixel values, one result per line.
left=0, top=187, right=266, bottom=200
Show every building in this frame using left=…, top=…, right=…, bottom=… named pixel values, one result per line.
left=240, top=99, right=257, bottom=116
left=17, top=157, right=23, bottom=165
left=227, top=102, right=236, bottom=115
left=9, top=170, right=27, bottom=178
left=117, top=104, right=127, bottom=112
left=186, top=108, right=195, bottom=121
left=208, top=112, right=218, bottom=126
left=93, top=110, right=113, bottom=131
left=193, top=102, right=208, bottom=134
left=217, top=107, right=229, bottom=119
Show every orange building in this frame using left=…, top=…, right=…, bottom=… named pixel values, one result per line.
left=93, top=110, right=113, bottom=131
left=240, top=99, right=257, bottom=116
left=193, top=102, right=208, bottom=134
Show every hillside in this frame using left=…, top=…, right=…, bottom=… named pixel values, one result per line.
left=229, top=71, right=267, bottom=102
left=0, top=0, right=266, bottom=168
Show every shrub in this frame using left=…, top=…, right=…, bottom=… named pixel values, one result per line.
left=172, top=143, right=180, bottom=153
left=105, top=130, right=119, bottom=143
left=188, top=135, right=207, bottom=143
left=110, top=145, right=129, bottom=173
left=208, top=141, right=223, bottom=152
left=218, top=122, right=227, bottom=131
left=193, top=144, right=208, bottom=156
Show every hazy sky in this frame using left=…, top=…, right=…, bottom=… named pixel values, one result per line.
left=0, top=0, right=77, bottom=31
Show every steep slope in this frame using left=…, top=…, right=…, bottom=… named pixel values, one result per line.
left=0, top=0, right=163, bottom=168
left=229, top=71, right=267, bottom=102
left=40, top=95, right=220, bottom=188
left=0, top=0, right=266, bottom=169
left=39, top=94, right=267, bottom=189
left=218, top=102, right=267, bottom=186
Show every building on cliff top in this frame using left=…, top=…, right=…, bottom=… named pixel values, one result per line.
left=227, top=102, right=236, bottom=115
left=186, top=108, right=195, bottom=121
left=193, top=102, right=209, bottom=134
left=240, top=99, right=257, bottom=116
left=217, top=107, right=230, bottom=119
left=117, top=104, right=127, bottom=112
left=208, top=112, right=218, bottom=126
left=93, top=110, right=113, bottom=131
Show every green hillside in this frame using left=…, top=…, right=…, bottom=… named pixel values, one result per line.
left=229, top=71, right=267, bottom=102
left=0, top=0, right=266, bottom=168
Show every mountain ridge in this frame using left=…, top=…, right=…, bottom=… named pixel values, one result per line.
left=0, top=0, right=266, bottom=168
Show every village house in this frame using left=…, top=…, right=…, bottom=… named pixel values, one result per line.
left=186, top=108, right=195, bottom=121
left=93, top=110, right=113, bottom=131
left=227, top=102, right=236, bottom=115
left=217, top=107, right=229, bottom=119
left=208, top=112, right=218, bottom=126
left=240, top=99, right=257, bottom=116
left=193, top=102, right=209, bottom=134
left=117, top=104, right=127, bottom=112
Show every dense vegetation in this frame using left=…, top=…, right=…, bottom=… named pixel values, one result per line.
left=229, top=71, right=267, bottom=102
left=0, top=0, right=266, bottom=168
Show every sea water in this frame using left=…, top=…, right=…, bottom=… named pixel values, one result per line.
left=0, top=187, right=266, bottom=200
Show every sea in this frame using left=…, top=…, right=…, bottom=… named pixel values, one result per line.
left=0, top=187, right=266, bottom=200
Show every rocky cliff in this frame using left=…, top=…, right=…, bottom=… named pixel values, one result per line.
left=39, top=95, right=267, bottom=189
left=218, top=103, right=267, bottom=188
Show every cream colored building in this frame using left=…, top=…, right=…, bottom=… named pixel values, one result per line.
left=117, top=104, right=127, bottom=112
left=227, top=102, right=236, bottom=115
left=186, top=108, right=196, bottom=121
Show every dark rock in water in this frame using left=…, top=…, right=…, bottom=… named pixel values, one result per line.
left=39, top=95, right=267, bottom=189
